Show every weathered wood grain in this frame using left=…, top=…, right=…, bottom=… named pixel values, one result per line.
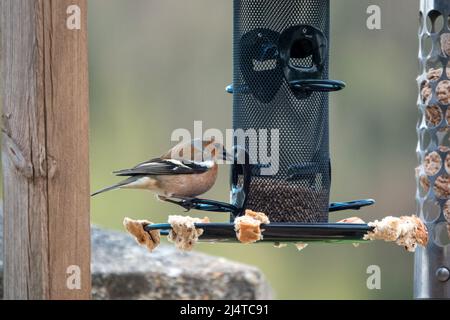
left=1, top=0, right=90, bottom=299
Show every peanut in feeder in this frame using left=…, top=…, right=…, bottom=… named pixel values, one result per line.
left=441, top=32, right=450, bottom=56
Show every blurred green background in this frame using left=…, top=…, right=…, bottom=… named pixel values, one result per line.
left=88, top=0, right=419, bottom=299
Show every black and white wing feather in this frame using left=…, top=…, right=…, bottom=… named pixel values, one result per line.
left=113, top=158, right=212, bottom=176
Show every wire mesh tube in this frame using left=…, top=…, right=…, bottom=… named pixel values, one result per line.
left=231, top=0, right=332, bottom=223
left=415, top=0, right=450, bottom=299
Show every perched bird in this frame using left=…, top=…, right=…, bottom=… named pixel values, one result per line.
left=91, top=139, right=233, bottom=201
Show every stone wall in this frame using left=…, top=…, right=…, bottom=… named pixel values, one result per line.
left=0, top=210, right=272, bottom=299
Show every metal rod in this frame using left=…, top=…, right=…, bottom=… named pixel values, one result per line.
left=145, top=222, right=374, bottom=243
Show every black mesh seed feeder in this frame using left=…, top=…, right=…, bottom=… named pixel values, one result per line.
left=146, top=0, right=375, bottom=243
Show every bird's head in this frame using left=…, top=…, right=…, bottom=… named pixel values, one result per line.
left=202, top=139, right=234, bottom=163
left=168, top=139, right=234, bottom=163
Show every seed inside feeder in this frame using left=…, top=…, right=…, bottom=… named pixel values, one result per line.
left=245, top=177, right=329, bottom=223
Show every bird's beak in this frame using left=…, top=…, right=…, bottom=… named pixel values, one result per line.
left=222, top=150, right=235, bottom=162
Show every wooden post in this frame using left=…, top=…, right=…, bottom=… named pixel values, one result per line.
left=1, top=0, right=90, bottom=299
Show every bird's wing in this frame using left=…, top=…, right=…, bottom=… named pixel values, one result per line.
left=113, top=158, right=213, bottom=176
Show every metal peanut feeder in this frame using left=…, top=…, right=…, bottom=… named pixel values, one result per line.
left=415, top=0, right=450, bottom=299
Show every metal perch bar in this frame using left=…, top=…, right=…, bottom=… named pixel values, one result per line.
left=328, top=199, right=374, bottom=212
left=163, top=197, right=375, bottom=214
left=145, top=222, right=374, bottom=243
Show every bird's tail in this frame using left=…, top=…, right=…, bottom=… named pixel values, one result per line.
left=91, top=177, right=138, bottom=196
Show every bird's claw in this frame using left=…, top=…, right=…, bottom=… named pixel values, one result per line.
left=164, top=196, right=239, bottom=213
left=163, top=197, right=197, bottom=211
left=180, top=200, right=195, bottom=211
left=180, top=198, right=209, bottom=211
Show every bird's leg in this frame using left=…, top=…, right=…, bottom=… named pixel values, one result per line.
left=161, top=196, right=197, bottom=211
left=186, top=198, right=235, bottom=212
left=163, top=196, right=238, bottom=213
left=160, top=196, right=231, bottom=212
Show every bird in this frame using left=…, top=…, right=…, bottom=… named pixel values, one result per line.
left=91, top=139, right=233, bottom=203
